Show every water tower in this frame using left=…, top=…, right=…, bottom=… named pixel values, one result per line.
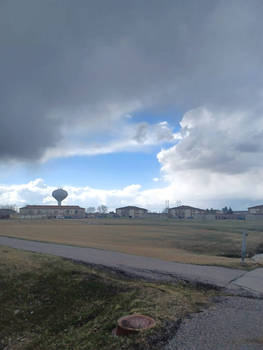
left=52, top=188, right=68, bottom=206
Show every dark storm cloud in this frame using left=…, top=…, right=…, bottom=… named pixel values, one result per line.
left=1, top=0, right=263, bottom=159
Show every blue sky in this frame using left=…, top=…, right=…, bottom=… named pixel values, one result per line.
left=0, top=109, right=182, bottom=189
left=1, top=150, right=163, bottom=189
left=0, top=114, right=183, bottom=210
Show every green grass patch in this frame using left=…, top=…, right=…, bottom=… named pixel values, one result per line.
left=0, top=246, right=216, bottom=350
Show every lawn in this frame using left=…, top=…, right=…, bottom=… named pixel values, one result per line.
left=0, top=246, right=215, bottom=350
left=0, top=218, right=263, bottom=267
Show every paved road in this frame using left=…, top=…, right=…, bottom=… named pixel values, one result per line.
left=231, top=268, right=263, bottom=295
left=0, top=236, right=262, bottom=295
left=164, top=296, right=263, bottom=350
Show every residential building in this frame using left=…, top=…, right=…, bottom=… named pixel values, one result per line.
left=168, top=205, right=205, bottom=219
left=0, top=208, right=16, bottom=219
left=248, top=205, right=263, bottom=214
left=20, top=205, right=85, bottom=219
left=116, top=206, right=147, bottom=218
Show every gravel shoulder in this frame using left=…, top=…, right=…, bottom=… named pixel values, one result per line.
left=164, top=296, right=263, bottom=350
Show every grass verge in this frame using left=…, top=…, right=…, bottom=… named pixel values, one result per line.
left=0, top=246, right=217, bottom=350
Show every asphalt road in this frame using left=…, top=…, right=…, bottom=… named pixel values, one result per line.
left=0, top=236, right=246, bottom=288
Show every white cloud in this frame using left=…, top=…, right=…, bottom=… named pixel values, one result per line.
left=153, top=177, right=160, bottom=182
left=155, top=106, right=263, bottom=208
left=158, top=106, right=263, bottom=175
left=41, top=120, right=177, bottom=161
left=0, top=178, right=167, bottom=211
left=0, top=179, right=144, bottom=211
left=2, top=168, right=263, bottom=212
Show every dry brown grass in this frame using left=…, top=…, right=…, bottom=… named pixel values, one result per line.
left=0, top=218, right=262, bottom=267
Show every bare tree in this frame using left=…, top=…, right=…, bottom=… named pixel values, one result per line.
left=0, top=205, right=17, bottom=211
left=97, top=205, right=108, bottom=214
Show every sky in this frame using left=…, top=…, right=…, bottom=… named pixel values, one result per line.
left=1, top=0, right=263, bottom=211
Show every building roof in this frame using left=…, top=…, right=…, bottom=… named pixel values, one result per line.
left=169, top=205, right=205, bottom=211
left=20, top=205, right=85, bottom=210
left=116, top=206, right=147, bottom=211
left=248, top=205, right=263, bottom=209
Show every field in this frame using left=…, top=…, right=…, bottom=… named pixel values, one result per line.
left=0, top=246, right=214, bottom=350
left=0, top=218, right=263, bottom=267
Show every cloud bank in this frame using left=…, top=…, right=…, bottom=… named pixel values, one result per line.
left=1, top=0, right=263, bottom=160
left=1, top=176, right=262, bottom=211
